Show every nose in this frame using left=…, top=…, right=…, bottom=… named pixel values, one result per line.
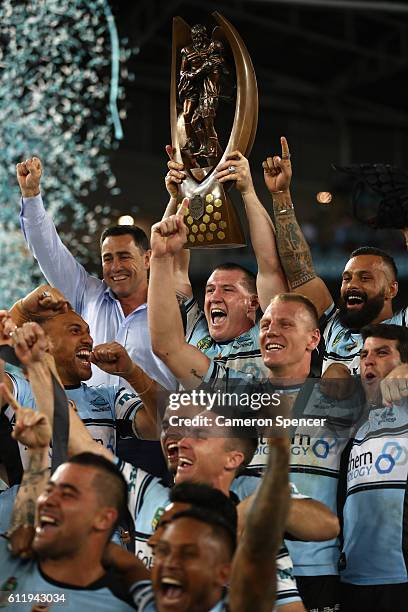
left=178, top=436, right=192, bottom=451
left=362, top=351, right=375, bottom=367
left=39, top=488, right=59, bottom=508
left=265, top=321, right=279, bottom=336
left=209, top=286, right=223, bottom=301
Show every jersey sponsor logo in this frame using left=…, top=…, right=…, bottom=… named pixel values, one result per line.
left=136, top=540, right=154, bottom=569
left=197, top=335, right=213, bottom=351
left=347, top=441, right=408, bottom=482
left=291, top=433, right=311, bottom=457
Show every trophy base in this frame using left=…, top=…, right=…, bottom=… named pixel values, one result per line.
left=178, top=176, right=246, bottom=249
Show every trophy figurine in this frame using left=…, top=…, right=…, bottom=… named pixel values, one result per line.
left=171, top=12, right=258, bottom=247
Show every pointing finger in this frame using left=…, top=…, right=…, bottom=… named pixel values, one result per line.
left=281, top=136, right=290, bottom=161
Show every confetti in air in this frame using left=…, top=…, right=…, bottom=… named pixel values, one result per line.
left=0, top=0, right=130, bottom=307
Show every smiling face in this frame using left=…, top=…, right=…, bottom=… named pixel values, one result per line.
left=204, top=269, right=258, bottom=343
left=101, top=234, right=150, bottom=300
left=160, top=404, right=204, bottom=474
left=259, top=299, right=320, bottom=380
left=360, top=336, right=402, bottom=402
left=152, top=517, right=230, bottom=612
left=339, top=255, right=397, bottom=330
left=174, top=413, right=244, bottom=488
left=33, top=463, right=116, bottom=559
left=42, top=311, right=93, bottom=385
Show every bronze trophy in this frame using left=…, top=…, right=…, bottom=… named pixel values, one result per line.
left=171, top=12, right=258, bottom=248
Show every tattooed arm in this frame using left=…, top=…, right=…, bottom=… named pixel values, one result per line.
left=229, top=437, right=290, bottom=612
left=148, top=204, right=211, bottom=389
left=4, top=388, right=51, bottom=557
left=264, top=137, right=333, bottom=317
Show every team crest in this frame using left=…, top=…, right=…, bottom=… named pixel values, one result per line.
left=151, top=507, right=165, bottom=531
left=197, top=335, right=213, bottom=351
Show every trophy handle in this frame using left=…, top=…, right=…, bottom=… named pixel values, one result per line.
left=212, top=11, right=258, bottom=160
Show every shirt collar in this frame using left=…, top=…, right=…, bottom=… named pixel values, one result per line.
left=102, top=284, right=147, bottom=313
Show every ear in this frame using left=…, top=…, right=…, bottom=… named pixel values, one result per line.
left=386, top=280, right=398, bottom=300
left=225, top=450, right=245, bottom=472
left=93, top=507, right=118, bottom=533
left=215, top=562, right=231, bottom=588
left=307, top=328, right=321, bottom=352
left=247, top=294, right=259, bottom=314
left=144, top=249, right=152, bottom=269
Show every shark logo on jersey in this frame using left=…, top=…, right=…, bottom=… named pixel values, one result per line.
left=89, top=396, right=111, bottom=412
left=197, top=335, right=213, bottom=351
left=331, top=330, right=345, bottom=349
left=377, top=407, right=397, bottom=426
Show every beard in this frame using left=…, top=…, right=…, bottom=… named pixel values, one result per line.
left=338, top=290, right=385, bottom=331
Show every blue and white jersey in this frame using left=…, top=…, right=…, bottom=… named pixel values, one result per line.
left=0, top=538, right=135, bottom=611
left=286, top=382, right=357, bottom=577
left=322, top=305, right=407, bottom=375
left=130, top=581, right=227, bottom=611
left=6, top=373, right=141, bottom=467
left=186, top=298, right=268, bottom=380
left=118, top=459, right=259, bottom=569
left=341, top=402, right=408, bottom=585
left=118, top=460, right=301, bottom=607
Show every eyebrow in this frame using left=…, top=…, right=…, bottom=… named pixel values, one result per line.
left=48, top=481, right=81, bottom=495
left=103, top=250, right=132, bottom=256
left=68, top=323, right=90, bottom=334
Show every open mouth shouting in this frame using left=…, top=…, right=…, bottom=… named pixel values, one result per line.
left=210, top=308, right=227, bottom=326
left=344, top=291, right=366, bottom=309
left=158, top=576, right=186, bottom=608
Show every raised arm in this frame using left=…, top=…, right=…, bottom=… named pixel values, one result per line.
left=16, top=157, right=99, bottom=308
left=91, top=341, right=164, bottom=440
left=1, top=327, right=55, bottom=560
left=162, top=145, right=192, bottom=302
left=148, top=204, right=211, bottom=389
left=216, top=151, right=288, bottom=311
left=5, top=392, right=51, bottom=558
left=229, top=438, right=290, bottom=612
left=264, top=137, right=333, bottom=317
